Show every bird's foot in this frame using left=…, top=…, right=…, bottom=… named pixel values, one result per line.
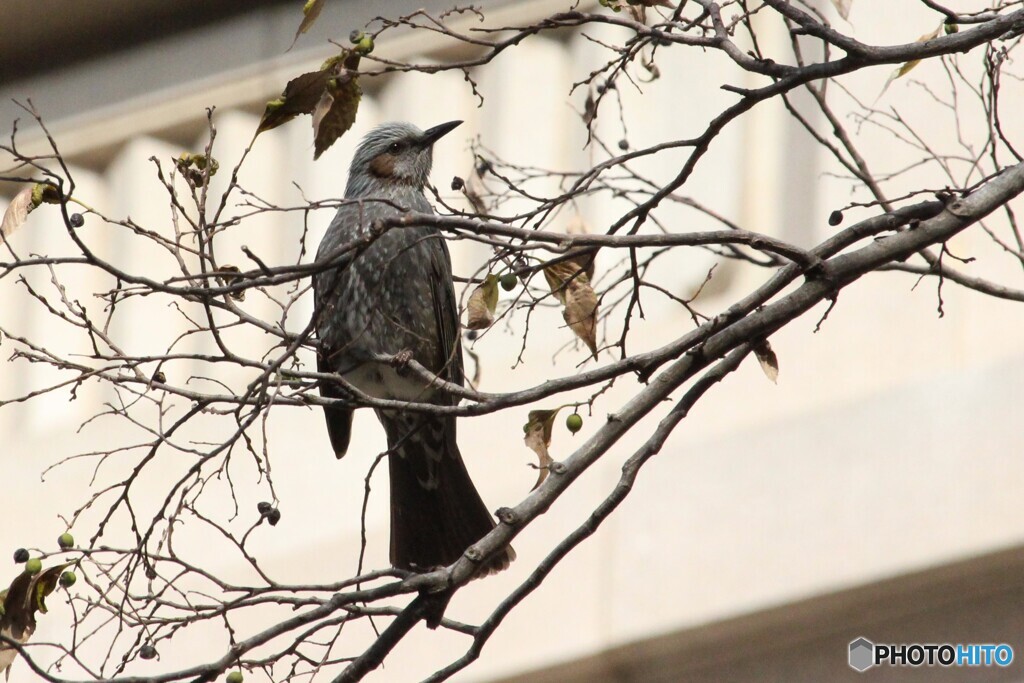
left=390, top=348, right=414, bottom=376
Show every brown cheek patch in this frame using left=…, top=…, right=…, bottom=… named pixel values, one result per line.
left=369, top=154, right=395, bottom=178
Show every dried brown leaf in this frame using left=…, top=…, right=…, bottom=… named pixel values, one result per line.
left=565, top=215, right=597, bottom=281
left=290, top=0, right=326, bottom=50
left=1, top=184, right=59, bottom=241
left=466, top=274, right=499, bottom=330
left=523, top=409, right=559, bottom=490
left=829, top=0, right=852, bottom=20
left=0, top=562, right=72, bottom=678
left=256, top=50, right=363, bottom=158
left=754, top=340, right=779, bottom=384
left=311, top=90, right=335, bottom=138
left=463, top=171, right=488, bottom=214
left=566, top=214, right=588, bottom=236
left=257, top=70, right=331, bottom=134
left=1, top=187, right=34, bottom=241
left=878, top=24, right=943, bottom=99
left=219, top=265, right=245, bottom=301
left=544, top=261, right=599, bottom=358
left=314, top=74, right=361, bottom=160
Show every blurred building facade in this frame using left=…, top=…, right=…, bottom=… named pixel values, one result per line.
left=2, top=1, right=1024, bottom=681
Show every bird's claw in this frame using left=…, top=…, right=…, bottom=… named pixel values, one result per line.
left=391, top=349, right=414, bottom=375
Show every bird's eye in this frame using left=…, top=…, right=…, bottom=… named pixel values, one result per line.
left=388, top=142, right=402, bottom=154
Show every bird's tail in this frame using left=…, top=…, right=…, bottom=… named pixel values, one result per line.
left=379, top=410, right=514, bottom=576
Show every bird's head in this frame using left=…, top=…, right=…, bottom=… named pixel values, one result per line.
left=346, top=120, right=462, bottom=196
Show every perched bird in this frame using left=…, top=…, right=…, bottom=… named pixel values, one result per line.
left=313, top=121, right=513, bottom=576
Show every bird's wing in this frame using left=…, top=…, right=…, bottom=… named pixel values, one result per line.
left=317, top=351, right=354, bottom=458
left=427, top=235, right=465, bottom=396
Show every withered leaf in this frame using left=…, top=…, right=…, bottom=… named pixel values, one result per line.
left=290, top=0, right=326, bottom=50
left=175, top=152, right=219, bottom=185
left=466, top=274, right=499, bottom=330
left=175, top=153, right=219, bottom=176
left=311, top=90, right=335, bottom=139
left=583, top=92, right=597, bottom=125
left=829, top=0, right=852, bottom=20
left=878, top=24, right=943, bottom=99
left=31, top=183, right=61, bottom=207
left=314, top=73, right=361, bottom=160
left=0, top=561, right=71, bottom=656
left=523, top=409, right=560, bottom=490
left=565, top=214, right=597, bottom=280
left=753, top=340, right=779, bottom=384
left=258, top=71, right=332, bottom=135
left=1, top=187, right=34, bottom=241
left=219, top=265, right=245, bottom=301
left=257, top=51, right=362, bottom=144
left=32, top=564, right=71, bottom=615
left=1, top=184, right=60, bottom=241
left=544, top=261, right=599, bottom=358
left=566, top=214, right=588, bottom=235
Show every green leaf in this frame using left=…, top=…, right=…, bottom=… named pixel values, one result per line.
left=33, top=563, right=71, bottom=614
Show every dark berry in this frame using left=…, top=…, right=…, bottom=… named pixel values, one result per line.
left=139, top=645, right=157, bottom=660
left=828, top=210, right=843, bottom=226
left=69, top=213, right=84, bottom=228
left=13, top=548, right=29, bottom=563
left=451, top=176, right=464, bottom=191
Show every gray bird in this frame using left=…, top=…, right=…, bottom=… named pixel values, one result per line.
left=313, top=120, right=513, bottom=576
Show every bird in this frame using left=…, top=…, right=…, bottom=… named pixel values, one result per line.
left=312, top=120, right=514, bottom=576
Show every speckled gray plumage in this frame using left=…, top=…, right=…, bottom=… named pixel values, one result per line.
left=313, top=121, right=512, bottom=575
left=315, top=122, right=462, bottom=390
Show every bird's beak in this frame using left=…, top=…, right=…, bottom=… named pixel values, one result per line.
left=420, top=120, right=463, bottom=147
